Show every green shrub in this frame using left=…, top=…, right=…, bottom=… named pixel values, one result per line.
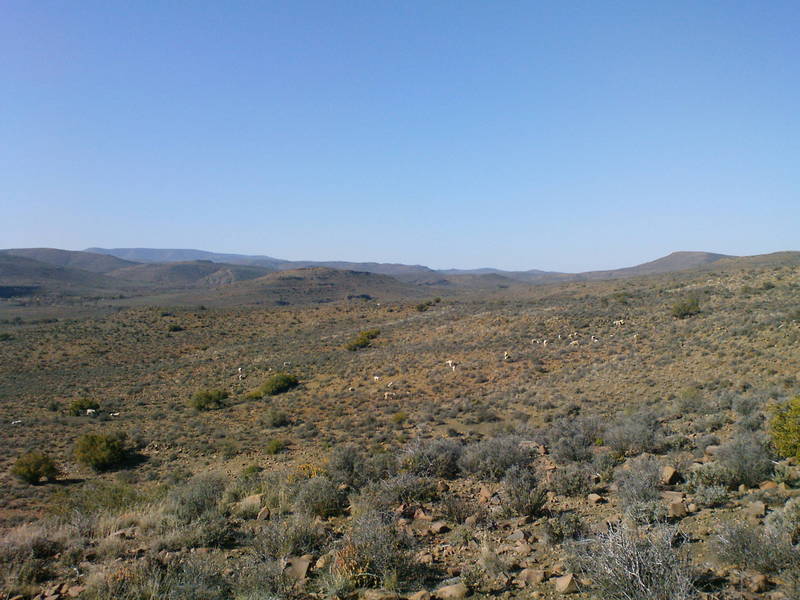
left=265, top=438, right=286, bottom=455
left=671, top=296, right=701, bottom=319
left=345, top=329, right=380, bottom=351
left=0, top=332, right=13, bottom=341
left=502, top=465, right=547, bottom=517
left=459, top=436, right=532, bottom=481
left=293, top=476, right=345, bottom=517
left=68, top=398, right=100, bottom=416
left=11, top=452, right=59, bottom=484
left=189, top=388, right=228, bottom=411
left=716, top=432, right=773, bottom=488
left=551, top=463, right=593, bottom=497
left=770, top=396, right=800, bottom=460
left=263, top=408, right=291, bottom=427
left=74, top=432, right=128, bottom=471
left=402, top=438, right=463, bottom=479
left=260, top=373, right=299, bottom=396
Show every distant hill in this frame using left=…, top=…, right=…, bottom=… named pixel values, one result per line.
left=106, top=261, right=275, bottom=287
left=2, top=248, right=138, bottom=273
left=156, top=267, right=430, bottom=307
left=577, top=251, right=733, bottom=280
left=0, top=254, right=131, bottom=297
left=87, top=247, right=288, bottom=269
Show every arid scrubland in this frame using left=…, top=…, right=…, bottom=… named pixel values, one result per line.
left=2, top=261, right=800, bottom=599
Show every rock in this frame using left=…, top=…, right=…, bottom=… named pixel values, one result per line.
left=687, top=503, right=698, bottom=513
left=435, top=582, right=468, bottom=599
left=668, top=500, right=687, bottom=519
left=66, top=586, right=85, bottom=598
left=518, top=568, right=547, bottom=586
left=284, top=555, right=312, bottom=581
left=479, top=485, right=496, bottom=503
left=464, top=515, right=479, bottom=528
left=739, top=484, right=748, bottom=493
left=256, top=506, right=271, bottom=520
left=554, top=573, right=579, bottom=594
left=515, top=542, right=533, bottom=555
left=749, top=573, right=769, bottom=593
left=429, top=521, right=450, bottom=534
left=661, top=490, right=685, bottom=502
left=587, top=493, right=604, bottom=504
left=361, top=591, right=400, bottom=600
left=746, top=501, right=767, bottom=518
left=315, top=552, right=334, bottom=570
left=705, top=445, right=721, bottom=456
left=409, top=592, right=432, bottom=600
left=661, top=466, right=681, bottom=485
left=508, top=529, right=526, bottom=541
left=415, top=508, right=433, bottom=521
left=759, top=481, right=778, bottom=490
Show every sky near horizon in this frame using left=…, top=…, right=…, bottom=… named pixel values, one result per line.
left=2, top=2, right=799, bottom=272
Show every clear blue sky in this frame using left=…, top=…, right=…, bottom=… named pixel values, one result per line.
left=2, top=1, right=798, bottom=271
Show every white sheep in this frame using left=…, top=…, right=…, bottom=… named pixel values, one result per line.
left=86, top=408, right=96, bottom=416
left=569, top=340, right=579, bottom=346
left=591, top=335, right=599, bottom=343
left=373, top=375, right=381, bottom=381
left=503, top=351, right=511, bottom=361
left=110, top=412, right=120, bottom=417
left=11, top=420, right=22, bottom=425
left=613, top=319, right=625, bottom=327
left=445, top=359, right=456, bottom=371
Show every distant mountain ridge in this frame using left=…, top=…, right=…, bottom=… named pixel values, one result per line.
left=83, top=247, right=736, bottom=281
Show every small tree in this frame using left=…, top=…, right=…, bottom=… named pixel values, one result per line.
left=12, top=451, right=59, bottom=484
left=68, top=398, right=100, bottom=416
left=190, top=389, right=228, bottom=411
left=770, top=396, right=800, bottom=460
left=671, top=296, right=701, bottom=319
left=260, top=373, right=299, bottom=396
left=75, top=432, right=128, bottom=471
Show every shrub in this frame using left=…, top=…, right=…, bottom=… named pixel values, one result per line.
left=293, top=476, right=344, bottom=517
left=263, top=408, right=290, bottom=427
left=327, top=445, right=398, bottom=489
left=260, top=373, right=299, bottom=396
left=605, top=410, right=663, bottom=456
left=351, top=474, right=437, bottom=515
left=165, top=473, right=226, bottom=524
left=545, top=512, right=586, bottom=544
left=459, top=436, right=532, bottom=481
left=569, top=523, right=696, bottom=600
left=254, top=514, right=329, bottom=559
left=770, top=396, right=800, bottom=460
left=671, top=296, right=701, bottom=319
left=502, top=465, right=547, bottom=517
left=11, top=452, right=59, bottom=484
left=547, top=417, right=599, bottom=463
left=345, top=328, right=380, bottom=351
left=713, top=519, right=798, bottom=574
left=334, top=510, right=416, bottom=589
left=692, top=484, right=728, bottom=508
left=551, top=463, right=593, bottom=497
left=615, top=455, right=661, bottom=507
left=189, top=389, right=228, bottom=411
left=716, top=432, right=773, bottom=488
left=768, top=496, right=800, bottom=544
left=264, top=438, right=286, bottom=455
left=74, top=432, right=128, bottom=471
left=402, top=438, right=463, bottom=479
left=68, top=398, right=100, bottom=416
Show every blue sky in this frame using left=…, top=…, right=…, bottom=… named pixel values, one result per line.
left=2, top=1, right=798, bottom=271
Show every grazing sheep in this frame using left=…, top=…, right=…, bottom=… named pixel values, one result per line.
left=373, top=375, right=381, bottom=381
left=569, top=340, right=579, bottom=346
left=384, top=392, right=396, bottom=400
left=613, top=319, right=625, bottom=326
left=110, top=412, right=120, bottom=417
left=86, top=409, right=96, bottom=416
left=542, top=339, right=548, bottom=346
left=11, top=420, right=22, bottom=425
left=446, top=360, right=456, bottom=371
left=348, top=387, right=355, bottom=392
left=503, top=351, right=511, bottom=361
left=591, top=335, right=599, bottom=343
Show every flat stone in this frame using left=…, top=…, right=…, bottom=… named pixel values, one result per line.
left=284, top=554, right=312, bottom=580
left=554, top=573, right=579, bottom=594
left=256, top=506, right=271, bottom=520
left=409, top=592, right=432, bottom=600
left=668, top=500, right=687, bottom=519
left=759, top=481, right=778, bottom=490
left=749, top=573, right=769, bottom=593
left=661, top=490, right=686, bottom=502
left=518, top=568, right=547, bottom=586
left=508, top=529, right=526, bottom=541
left=745, top=501, right=767, bottom=518
left=587, top=493, right=604, bottom=504
left=429, top=521, right=450, bottom=534
left=435, top=582, right=468, bottom=599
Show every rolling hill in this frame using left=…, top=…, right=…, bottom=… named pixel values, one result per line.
left=1, top=248, right=138, bottom=273
left=106, top=261, right=275, bottom=287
